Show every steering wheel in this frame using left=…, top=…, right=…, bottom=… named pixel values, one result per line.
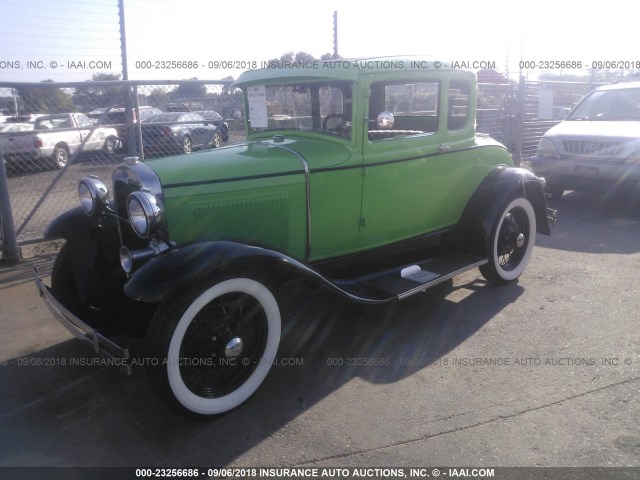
left=322, top=113, right=349, bottom=130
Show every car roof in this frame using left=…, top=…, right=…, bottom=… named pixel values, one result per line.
left=596, top=80, right=640, bottom=91
left=234, top=56, right=468, bottom=86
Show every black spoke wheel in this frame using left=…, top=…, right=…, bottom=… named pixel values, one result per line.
left=178, top=292, right=268, bottom=398
left=480, top=197, right=536, bottom=285
left=145, top=277, right=281, bottom=416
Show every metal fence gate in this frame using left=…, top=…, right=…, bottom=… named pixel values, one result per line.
left=0, top=77, right=603, bottom=263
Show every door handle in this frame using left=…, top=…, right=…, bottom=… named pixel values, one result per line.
left=439, top=145, right=451, bottom=153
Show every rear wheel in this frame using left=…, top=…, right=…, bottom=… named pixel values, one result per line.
left=102, top=137, right=117, bottom=156
left=181, top=136, right=192, bottom=154
left=51, top=146, right=69, bottom=169
left=480, top=197, right=536, bottom=285
left=145, top=277, right=281, bottom=416
left=212, top=130, right=222, bottom=148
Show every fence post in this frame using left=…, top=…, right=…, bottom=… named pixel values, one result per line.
left=0, top=146, right=21, bottom=265
left=513, top=75, right=526, bottom=166
left=133, top=84, right=145, bottom=160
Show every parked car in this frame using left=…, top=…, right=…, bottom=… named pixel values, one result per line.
left=532, top=81, right=640, bottom=199
left=4, top=114, right=45, bottom=124
left=197, top=110, right=229, bottom=147
left=1, top=113, right=120, bottom=169
left=87, top=106, right=162, bottom=151
left=164, top=103, right=192, bottom=112
left=0, top=122, right=33, bottom=133
left=0, top=123, right=34, bottom=158
left=141, top=112, right=218, bottom=155
left=35, top=58, right=554, bottom=416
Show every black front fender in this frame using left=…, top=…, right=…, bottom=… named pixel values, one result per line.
left=44, top=207, right=122, bottom=302
left=45, top=206, right=94, bottom=242
left=123, top=241, right=376, bottom=304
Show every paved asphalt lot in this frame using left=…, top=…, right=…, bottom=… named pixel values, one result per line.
left=0, top=189, right=639, bottom=472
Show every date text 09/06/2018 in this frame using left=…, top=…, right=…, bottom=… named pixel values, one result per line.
left=131, top=60, right=500, bottom=70
left=520, top=60, right=640, bottom=69
left=134, top=467, right=497, bottom=478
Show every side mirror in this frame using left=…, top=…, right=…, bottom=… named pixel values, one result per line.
left=377, top=111, right=394, bottom=129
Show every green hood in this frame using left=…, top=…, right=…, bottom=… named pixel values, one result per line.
left=146, top=136, right=354, bottom=194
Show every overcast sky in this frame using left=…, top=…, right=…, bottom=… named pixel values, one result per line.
left=0, top=0, right=637, bottom=83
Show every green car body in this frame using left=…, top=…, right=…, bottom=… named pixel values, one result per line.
left=37, top=58, right=554, bottom=416
left=151, top=61, right=511, bottom=261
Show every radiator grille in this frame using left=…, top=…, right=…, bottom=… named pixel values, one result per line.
left=190, top=193, right=289, bottom=247
left=562, top=140, right=622, bottom=156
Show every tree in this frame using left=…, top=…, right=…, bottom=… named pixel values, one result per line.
left=16, top=80, right=74, bottom=114
left=146, top=87, right=171, bottom=108
left=72, top=73, right=124, bottom=112
left=174, top=78, right=207, bottom=99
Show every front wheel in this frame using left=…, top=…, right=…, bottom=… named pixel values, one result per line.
left=145, top=277, right=281, bottom=416
left=480, top=196, right=536, bottom=285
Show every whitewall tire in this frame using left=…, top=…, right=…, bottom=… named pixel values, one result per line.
left=480, top=196, right=536, bottom=285
left=146, top=277, right=281, bottom=416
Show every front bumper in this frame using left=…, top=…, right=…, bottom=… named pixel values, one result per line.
left=532, top=155, right=640, bottom=188
left=34, top=267, right=132, bottom=375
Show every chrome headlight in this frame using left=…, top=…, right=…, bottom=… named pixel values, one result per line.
left=127, top=191, right=163, bottom=238
left=78, top=176, right=109, bottom=216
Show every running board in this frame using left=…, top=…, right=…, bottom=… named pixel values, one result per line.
left=351, top=253, right=487, bottom=301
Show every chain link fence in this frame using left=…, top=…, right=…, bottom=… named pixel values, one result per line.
left=518, top=79, right=604, bottom=159
left=0, top=80, right=245, bottom=262
left=477, top=82, right=516, bottom=152
left=0, top=77, right=605, bottom=262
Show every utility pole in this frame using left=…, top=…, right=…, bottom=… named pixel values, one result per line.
left=119, top=0, right=136, bottom=155
left=333, top=11, right=338, bottom=59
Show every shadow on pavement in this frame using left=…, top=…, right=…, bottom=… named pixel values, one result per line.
left=0, top=276, right=523, bottom=467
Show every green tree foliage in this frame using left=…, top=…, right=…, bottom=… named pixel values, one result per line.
left=174, top=78, right=207, bottom=99
left=72, top=73, right=124, bottom=112
left=268, top=51, right=341, bottom=64
left=16, top=80, right=74, bottom=114
left=146, top=87, right=171, bottom=107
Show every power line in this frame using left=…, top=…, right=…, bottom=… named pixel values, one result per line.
left=2, top=1, right=117, bottom=15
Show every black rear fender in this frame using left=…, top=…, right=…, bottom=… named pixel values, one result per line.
left=459, top=166, right=551, bottom=256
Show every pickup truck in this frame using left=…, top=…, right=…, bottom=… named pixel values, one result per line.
left=1, top=113, right=119, bottom=169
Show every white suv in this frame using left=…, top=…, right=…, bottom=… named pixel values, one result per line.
left=532, top=81, right=640, bottom=199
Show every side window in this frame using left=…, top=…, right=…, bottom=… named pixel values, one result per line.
left=448, top=80, right=470, bottom=131
left=76, top=114, right=92, bottom=127
left=368, top=81, right=439, bottom=141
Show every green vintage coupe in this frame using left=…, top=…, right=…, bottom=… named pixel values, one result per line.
left=36, top=58, right=555, bottom=416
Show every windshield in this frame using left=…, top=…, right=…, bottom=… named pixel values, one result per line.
left=567, top=87, right=640, bottom=121
left=246, top=81, right=352, bottom=139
